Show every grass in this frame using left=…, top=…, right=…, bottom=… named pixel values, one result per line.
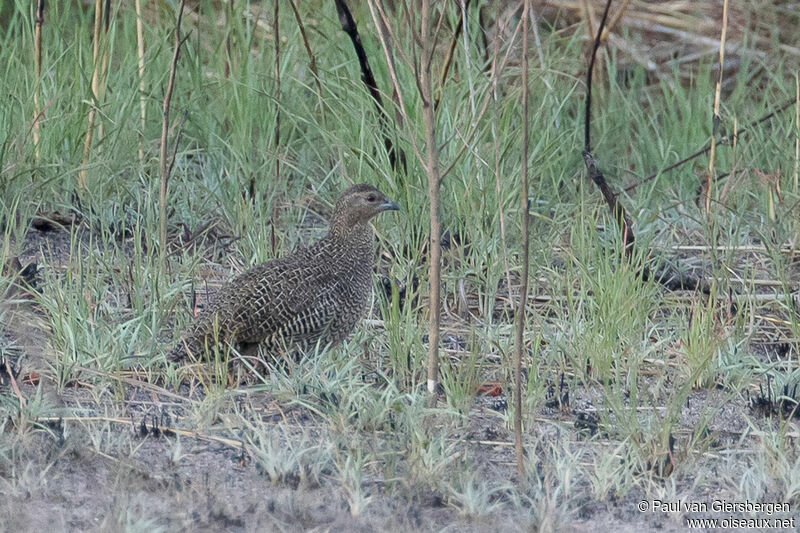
left=1, top=0, right=800, bottom=530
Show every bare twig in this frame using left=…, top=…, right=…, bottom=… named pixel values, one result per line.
left=624, top=97, right=798, bottom=194
left=435, top=0, right=469, bottom=111
left=514, top=0, right=531, bottom=480
left=32, top=0, right=44, bottom=161
left=288, top=0, right=324, bottom=107
left=418, top=0, right=443, bottom=396
left=577, top=1, right=727, bottom=293
left=584, top=152, right=636, bottom=256
left=367, top=0, right=423, bottom=164
left=705, top=0, right=729, bottom=212
left=135, top=0, right=146, bottom=162
left=159, top=0, right=188, bottom=253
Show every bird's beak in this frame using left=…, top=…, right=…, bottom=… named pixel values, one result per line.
left=379, top=197, right=400, bottom=212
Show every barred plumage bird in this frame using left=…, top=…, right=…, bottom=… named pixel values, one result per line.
left=167, top=184, right=399, bottom=364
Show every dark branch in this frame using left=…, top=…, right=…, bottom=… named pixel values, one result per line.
left=582, top=151, right=635, bottom=257
left=584, top=0, right=613, bottom=153
left=333, top=0, right=406, bottom=173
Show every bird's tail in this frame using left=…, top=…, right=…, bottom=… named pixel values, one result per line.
left=166, top=336, right=203, bottom=362
left=167, top=314, right=226, bottom=363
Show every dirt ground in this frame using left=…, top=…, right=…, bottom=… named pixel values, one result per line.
left=0, top=380, right=710, bottom=533
left=2, top=224, right=799, bottom=532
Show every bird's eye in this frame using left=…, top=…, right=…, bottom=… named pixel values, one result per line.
left=367, top=194, right=377, bottom=202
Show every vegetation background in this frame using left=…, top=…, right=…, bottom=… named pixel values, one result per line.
left=1, top=0, right=799, bottom=531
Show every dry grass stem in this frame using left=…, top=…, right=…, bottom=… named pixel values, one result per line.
left=491, top=10, right=514, bottom=319
left=135, top=0, right=146, bottom=162
left=795, top=73, right=799, bottom=194
left=419, top=0, right=444, bottom=395
left=273, top=0, right=281, bottom=192
left=96, top=1, right=112, bottom=145
left=288, top=0, right=324, bottom=108
left=514, top=0, right=531, bottom=479
left=705, top=0, right=728, bottom=212
left=435, top=0, right=468, bottom=110
left=79, top=0, right=105, bottom=188
left=366, top=0, right=422, bottom=163
left=32, top=0, right=44, bottom=161
left=159, top=0, right=188, bottom=252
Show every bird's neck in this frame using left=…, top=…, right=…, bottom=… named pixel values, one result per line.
left=326, top=222, right=374, bottom=258
left=328, top=219, right=369, bottom=241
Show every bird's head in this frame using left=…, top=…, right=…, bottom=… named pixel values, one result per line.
left=329, top=183, right=399, bottom=236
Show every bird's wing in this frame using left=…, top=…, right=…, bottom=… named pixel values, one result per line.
left=228, top=257, right=341, bottom=346
left=264, top=274, right=345, bottom=348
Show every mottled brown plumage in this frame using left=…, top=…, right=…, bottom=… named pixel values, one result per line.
left=167, top=184, right=399, bottom=363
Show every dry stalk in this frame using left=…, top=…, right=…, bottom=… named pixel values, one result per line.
left=272, top=0, right=281, bottom=195
left=32, top=0, right=44, bottom=161
left=288, top=0, right=324, bottom=108
left=363, top=2, right=519, bottom=399
left=705, top=0, right=728, bottom=212
left=371, top=1, right=408, bottom=130
left=435, top=0, right=469, bottom=110
left=135, top=0, right=146, bottom=162
left=79, top=0, right=104, bottom=188
left=794, top=73, right=799, bottom=194
left=514, top=0, right=531, bottom=479
left=366, top=0, right=422, bottom=162
left=459, top=0, right=475, bottom=116
left=582, top=0, right=637, bottom=258
left=419, top=0, right=443, bottom=396
left=96, top=0, right=112, bottom=144
left=159, top=0, right=188, bottom=254
left=527, top=2, right=545, bottom=69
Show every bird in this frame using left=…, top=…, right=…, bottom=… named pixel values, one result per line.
left=167, top=183, right=399, bottom=367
